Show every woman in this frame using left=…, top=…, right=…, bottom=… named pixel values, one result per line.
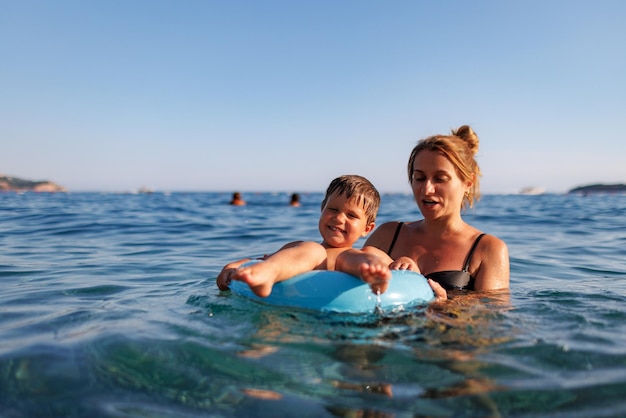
left=336, top=125, right=510, bottom=299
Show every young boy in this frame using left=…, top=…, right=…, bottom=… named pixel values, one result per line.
left=216, top=175, right=391, bottom=297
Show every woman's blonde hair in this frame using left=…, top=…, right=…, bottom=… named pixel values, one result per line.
left=407, top=125, right=482, bottom=209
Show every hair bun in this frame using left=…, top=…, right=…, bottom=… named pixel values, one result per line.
left=452, top=125, right=479, bottom=155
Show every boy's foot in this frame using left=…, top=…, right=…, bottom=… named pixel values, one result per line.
left=359, top=262, right=391, bottom=294
left=232, top=262, right=278, bottom=297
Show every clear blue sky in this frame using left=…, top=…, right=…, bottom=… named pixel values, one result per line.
left=2, top=0, right=625, bottom=194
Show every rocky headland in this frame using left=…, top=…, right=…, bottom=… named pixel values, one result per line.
left=0, top=175, right=67, bottom=192
left=568, top=183, right=626, bottom=195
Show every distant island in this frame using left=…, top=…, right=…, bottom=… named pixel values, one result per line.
left=0, top=174, right=67, bottom=192
left=568, top=183, right=626, bottom=195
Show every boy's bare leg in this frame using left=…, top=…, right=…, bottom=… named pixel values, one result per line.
left=233, top=242, right=326, bottom=297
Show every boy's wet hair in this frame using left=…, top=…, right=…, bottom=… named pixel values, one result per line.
left=320, top=175, right=381, bottom=224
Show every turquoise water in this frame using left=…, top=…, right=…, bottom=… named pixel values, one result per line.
left=1, top=192, right=625, bottom=417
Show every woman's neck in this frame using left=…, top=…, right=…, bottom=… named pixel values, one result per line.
left=420, top=215, right=467, bottom=237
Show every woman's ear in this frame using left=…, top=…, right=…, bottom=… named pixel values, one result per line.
left=465, top=174, right=476, bottom=193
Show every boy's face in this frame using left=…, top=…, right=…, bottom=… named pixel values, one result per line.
left=318, top=192, right=375, bottom=248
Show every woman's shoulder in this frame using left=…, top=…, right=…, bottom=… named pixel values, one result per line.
left=375, top=220, right=404, bottom=232
left=373, top=220, right=418, bottom=238
left=369, top=221, right=423, bottom=251
left=469, top=230, right=508, bottom=261
left=365, top=221, right=403, bottom=248
left=477, top=233, right=508, bottom=253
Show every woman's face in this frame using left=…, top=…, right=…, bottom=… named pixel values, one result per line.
left=411, top=149, right=470, bottom=220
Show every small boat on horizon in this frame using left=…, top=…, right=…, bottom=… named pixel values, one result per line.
left=519, top=186, right=545, bottom=195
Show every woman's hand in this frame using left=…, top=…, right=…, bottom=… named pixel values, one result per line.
left=427, top=278, right=448, bottom=302
left=389, top=256, right=420, bottom=272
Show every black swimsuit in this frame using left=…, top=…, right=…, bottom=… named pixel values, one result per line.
left=387, top=222, right=486, bottom=291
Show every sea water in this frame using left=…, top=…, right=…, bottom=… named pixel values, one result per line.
left=1, top=191, right=625, bottom=417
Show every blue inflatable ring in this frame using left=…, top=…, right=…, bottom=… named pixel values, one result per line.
left=229, top=266, right=434, bottom=313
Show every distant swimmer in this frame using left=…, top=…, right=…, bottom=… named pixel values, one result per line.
left=230, top=192, right=246, bottom=206
left=289, top=193, right=301, bottom=207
